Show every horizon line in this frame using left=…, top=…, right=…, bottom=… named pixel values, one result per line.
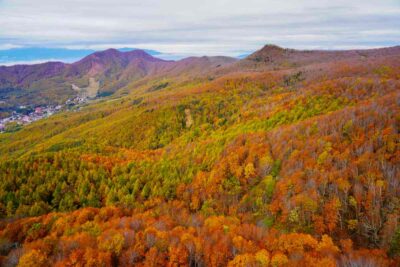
left=1, top=43, right=399, bottom=67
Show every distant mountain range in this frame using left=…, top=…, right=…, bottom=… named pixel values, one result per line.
left=0, top=44, right=399, bottom=118
left=0, top=47, right=162, bottom=65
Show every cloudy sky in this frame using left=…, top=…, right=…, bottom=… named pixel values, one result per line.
left=0, top=0, right=399, bottom=63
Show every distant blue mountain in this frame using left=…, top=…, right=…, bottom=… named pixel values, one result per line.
left=237, top=53, right=250, bottom=59
left=0, top=47, right=161, bottom=65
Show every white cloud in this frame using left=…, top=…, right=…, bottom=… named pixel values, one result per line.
left=0, top=43, right=23, bottom=50
left=0, top=0, right=399, bottom=57
left=0, top=59, right=70, bottom=66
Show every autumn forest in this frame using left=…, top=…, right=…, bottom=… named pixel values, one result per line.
left=0, top=44, right=399, bottom=266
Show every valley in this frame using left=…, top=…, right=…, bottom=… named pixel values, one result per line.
left=0, top=77, right=102, bottom=133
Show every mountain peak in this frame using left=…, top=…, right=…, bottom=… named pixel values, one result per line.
left=246, top=44, right=289, bottom=62
left=89, top=48, right=122, bottom=58
left=102, top=48, right=120, bottom=54
left=81, top=48, right=156, bottom=60
left=74, top=48, right=161, bottom=68
left=260, top=44, right=285, bottom=51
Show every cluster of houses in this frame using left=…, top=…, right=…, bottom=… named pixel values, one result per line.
left=0, top=105, right=62, bottom=132
left=65, top=95, right=88, bottom=105
left=0, top=95, right=89, bottom=133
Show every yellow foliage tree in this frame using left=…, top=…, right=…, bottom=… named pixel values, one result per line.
left=98, top=230, right=125, bottom=255
left=17, top=250, right=47, bottom=267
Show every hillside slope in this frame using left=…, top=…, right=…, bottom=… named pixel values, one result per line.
left=0, top=45, right=399, bottom=266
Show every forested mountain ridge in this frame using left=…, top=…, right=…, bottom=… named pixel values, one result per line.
left=241, top=44, right=400, bottom=68
left=0, top=45, right=399, bottom=266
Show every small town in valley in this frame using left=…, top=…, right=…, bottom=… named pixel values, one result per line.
left=0, top=95, right=88, bottom=133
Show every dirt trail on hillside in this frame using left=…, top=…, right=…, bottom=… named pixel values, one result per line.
left=185, top=109, right=193, bottom=128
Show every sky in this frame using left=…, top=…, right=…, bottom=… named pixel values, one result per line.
left=0, top=0, right=399, bottom=65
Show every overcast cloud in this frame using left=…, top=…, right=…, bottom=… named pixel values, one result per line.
left=0, top=0, right=399, bottom=61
